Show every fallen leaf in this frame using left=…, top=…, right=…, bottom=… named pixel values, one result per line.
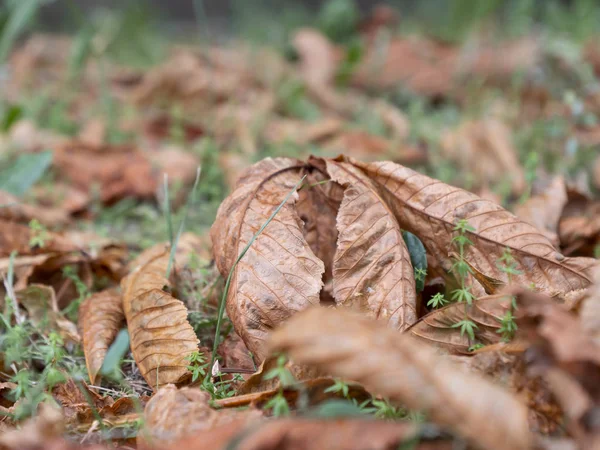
left=581, top=267, right=600, bottom=340
left=270, top=307, right=531, bottom=450
left=210, top=158, right=324, bottom=363
left=121, top=245, right=199, bottom=390
left=408, top=295, right=511, bottom=352
left=440, top=119, right=526, bottom=195
left=78, top=289, right=125, bottom=384
left=295, top=168, right=344, bottom=302
left=514, top=176, right=567, bottom=246
left=237, top=355, right=322, bottom=395
left=0, top=191, right=69, bottom=227
left=217, top=332, right=256, bottom=375
left=0, top=220, right=76, bottom=257
left=349, top=156, right=597, bottom=296
left=171, top=418, right=442, bottom=450
left=0, top=403, right=64, bottom=450
left=140, top=384, right=261, bottom=446
left=324, top=158, right=417, bottom=329
left=17, top=284, right=80, bottom=343
left=559, top=190, right=600, bottom=257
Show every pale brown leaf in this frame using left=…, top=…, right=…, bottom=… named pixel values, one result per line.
left=581, top=266, right=600, bottom=340
left=440, top=119, right=526, bottom=195
left=295, top=167, right=344, bottom=302
left=78, top=289, right=125, bottom=384
left=210, top=158, right=324, bottom=363
left=514, top=176, right=567, bottom=246
left=408, top=295, right=511, bottom=352
left=140, top=385, right=261, bottom=446
left=121, top=245, right=199, bottom=390
left=270, top=307, right=532, bottom=450
left=324, top=158, right=417, bottom=330
left=170, top=418, right=441, bottom=450
left=17, top=285, right=80, bottom=344
left=349, top=157, right=597, bottom=296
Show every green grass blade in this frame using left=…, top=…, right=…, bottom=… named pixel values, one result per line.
left=210, top=174, right=307, bottom=369
left=0, top=0, right=40, bottom=64
left=0, top=151, right=52, bottom=196
left=166, top=167, right=201, bottom=279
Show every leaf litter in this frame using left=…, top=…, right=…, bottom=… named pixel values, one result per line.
left=1, top=2, right=600, bottom=449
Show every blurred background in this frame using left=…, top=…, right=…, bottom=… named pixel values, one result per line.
left=0, top=0, right=599, bottom=255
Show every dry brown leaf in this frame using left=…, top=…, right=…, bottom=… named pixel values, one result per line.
left=121, top=245, right=199, bottom=390
left=140, top=384, right=261, bottom=446
left=408, top=295, right=511, bottom=352
left=170, top=419, right=444, bottom=450
left=17, top=284, right=80, bottom=343
left=295, top=168, right=344, bottom=302
left=349, top=156, right=597, bottom=296
left=514, top=288, right=600, bottom=447
left=210, top=158, right=324, bottom=363
left=78, top=289, right=125, bottom=384
left=581, top=266, right=600, bottom=340
left=324, top=158, right=417, bottom=329
left=559, top=191, right=600, bottom=257
left=0, top=191, right=69, bottom=227
left=351, top=36, right=539, bottom=96
left=0, top=403, right=64, bottom=450
left=216, top=332, right=256, bottom=374
left=440, top=119, right=526, bottom=195
left=270, top=307, right=531, bottom=450
left=0, top=220, right=77, bottom=257
left=53, top=142, right=199, bottom=205
left=237, top=355, right=322, bottom=395
left=514, top=176, right=567, bottom=246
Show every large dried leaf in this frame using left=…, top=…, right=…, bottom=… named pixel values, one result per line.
left=140, top=384, right=261, bottom=446
left=408, top=295, right=511, bottom=352
left=78, top=289, right=125, bottom=384
left=121, top=245, right=199, bottom=390
left=348, top=157, right=597, bottom=295
left=324, top=158, right=417, bottom=330
left=210, top=158, right=324, bottom=363
left=270, top=307, right=532, bottom=450
left=171, top=418, right=443, bottom=450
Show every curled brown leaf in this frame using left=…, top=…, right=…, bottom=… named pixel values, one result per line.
left=78, top=289, right=125, bottom=384
left=349, top=156, right=597, bottom=296
left=324, top=158, right=417, bottom=329
left=121, top=245, right=199, bottom=390
left=270, top=307, right=531, bottom=450
left=408, top=295, right=511, bottom=352
left=210, top=158, right=324, bottom=363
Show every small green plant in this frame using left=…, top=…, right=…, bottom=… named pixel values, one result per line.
left=186, top=351, right=209, bottom=383
left=496, top=247, right=520, bottom=341
left=427, top=292, right=448, bottom=309
left=372, top=398, right=407, bottom=420
left=28, top=219, right=49, bottom=248
left=263, top=354, right=295, bottom=417
left=324, top=378, right=350, bottom=399
left=452, top=319, right=478, bottom=341
left=450, top=219, right=478, bottom=343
